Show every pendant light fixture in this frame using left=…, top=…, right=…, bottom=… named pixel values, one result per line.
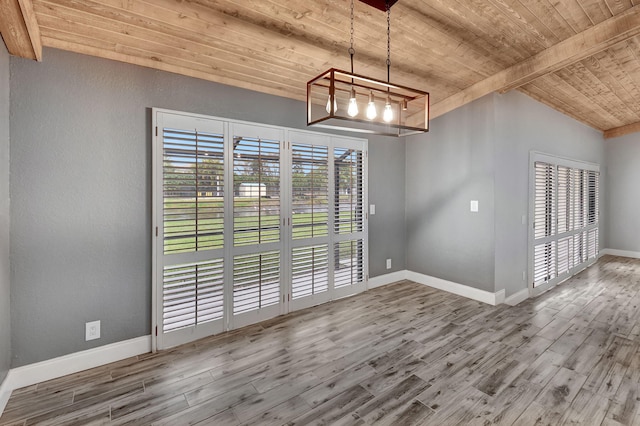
left=307, top=0, right=429, bottom=137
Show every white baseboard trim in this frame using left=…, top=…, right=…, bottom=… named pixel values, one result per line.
left=0, top=374, right=11, bottom=419
left=0, top=335, right=151, bottom=415
left=505, top=289, right=530, bottom=306
left=601, top=248, right=640, bottom=259
left=405, top=271, right=504, bottom=306
left=368, top=270, right=408, bottom=289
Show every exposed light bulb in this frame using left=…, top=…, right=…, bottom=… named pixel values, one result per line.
left=347, top=88, right=358, bottom=117
left=383, top=97, right=393, bottom=123
left=325, top=95, right=338, bottom=114
left=366, top=91, right=377, bottom=120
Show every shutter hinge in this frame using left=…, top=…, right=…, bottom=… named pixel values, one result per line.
left=155, top=326, right=158, bottom=336
left=288, top=293, right=290, bottom=302
left=155, top=126, right=158, bottom=137
left=155, top=226, right=158, bottom=237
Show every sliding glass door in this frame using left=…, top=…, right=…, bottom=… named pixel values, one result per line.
left=153, top=110, right=367, bottom=350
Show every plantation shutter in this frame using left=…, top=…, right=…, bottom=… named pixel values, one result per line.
left=161, top=126, right=225, bottom=335
left=332, top=144, right=366, bottom=295
left=530, top=155, right=599, bottom=292
left=231, top=126, right=283, bottom=324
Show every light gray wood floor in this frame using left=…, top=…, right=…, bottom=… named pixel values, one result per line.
left=2, top=255, right=640, bottom=425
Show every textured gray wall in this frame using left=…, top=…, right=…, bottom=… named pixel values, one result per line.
left=494, top=91, right=604, bottom=298
left=603, top=134, right=640, bottom=252
left=9, top=48, right=404, bottom=367
left=368, top=139, right=406, bottom=276
left=405, top=95, right=497, bottom=293
left=405, top=91, right=604, bottom=297
left=0, top=44, right=10, bottom=384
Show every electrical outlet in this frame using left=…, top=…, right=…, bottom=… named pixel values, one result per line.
left=370, top=204, right=376, bottom=215
left=522, top=271, right=526, bottom=281
left=386, top=258, right=392, bottom=269
left=86, top=320, right=101, bottom=341
left=470, top=200, right=479, bottom=212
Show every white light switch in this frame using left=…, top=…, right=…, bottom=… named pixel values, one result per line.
left=470, top=200, right=479, bottom=213
left=370, top=204, right=376, bottom=215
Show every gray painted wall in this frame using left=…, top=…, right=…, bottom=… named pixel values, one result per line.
left=494, top=91, right=605, bottom=298
left=604, top=134, right=640, bottom=252
left=0, top=44, right=11, bottom=384
left=9, top=48, right=405, bottom=367
left=405, top=90, right=604, bottom=297
left=405, top=94, right=497, bottom=293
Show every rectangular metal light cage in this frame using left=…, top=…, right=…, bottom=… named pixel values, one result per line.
left=307, top=68, right=429, bottom=137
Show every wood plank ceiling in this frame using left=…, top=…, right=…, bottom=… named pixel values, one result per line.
left=2, top=0, right=640, bottom=138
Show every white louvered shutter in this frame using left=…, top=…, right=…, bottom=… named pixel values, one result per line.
left=161, top=126, right=225, bottom=334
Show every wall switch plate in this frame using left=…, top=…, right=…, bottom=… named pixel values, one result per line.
left=86, top=320, right=101, bottom=341
left=386, top=259, right=392, bottom=269
left=470, top=200, right=479, bottom=212
left=370, top=204, right=376, bottom=215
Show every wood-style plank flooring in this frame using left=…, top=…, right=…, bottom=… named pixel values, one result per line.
left=2, top=255, right=640, bottom=425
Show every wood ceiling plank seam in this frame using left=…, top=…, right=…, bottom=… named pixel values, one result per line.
left=486, top=0, right=558, bottom=49
left=519, top=82, right=607, bottom=130
left=41, top=35, right=307, bottom=102
left=559, top=61, right=638, bottom=124
left=34, top=2, right=316, bottom=83
left=186, top=0, right=496, bottom=87
left=0, top=0, right=38, bottom=59
left=114, top=44, right=306, bottom=98
left=517, top=0, right=577, bottom=40
left=545, top=71, right=625, bottom=126
left=547, top=0, right=593, bottom=33
left=576, top=0, right=614, bottom=24
left=39, top=26, right=116, bottom=50
left=581, top=53, right=640, bottom=119
left=38, top=18, right=308, bottom=95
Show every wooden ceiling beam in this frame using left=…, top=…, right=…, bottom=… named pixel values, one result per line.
left=430, top=5, right=640, bottom=119
left=0, top=0, right=42, bottom=60
left=604, top=121, right=640, bottom=139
